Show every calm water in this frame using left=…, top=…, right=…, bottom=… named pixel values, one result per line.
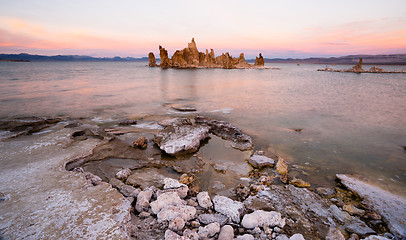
left=1, top=61, right=405, bottom=194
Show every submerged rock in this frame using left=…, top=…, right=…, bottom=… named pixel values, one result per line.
left=212, top=195, right=245, bottom=223
left=248, top=155, right=275, bottom=168
left=241, top=210, right=285, bottom=229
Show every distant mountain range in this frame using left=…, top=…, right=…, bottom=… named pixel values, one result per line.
left=1, top=53, right=406, bottom=65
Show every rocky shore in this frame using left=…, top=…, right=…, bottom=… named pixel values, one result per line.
left=317, top=58, right=406, bottom=74
left=148, top=38, right=266, bottom=69
left=0, top=116, right=405, bottom=240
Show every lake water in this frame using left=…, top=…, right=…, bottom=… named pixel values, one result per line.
left=1, top=61, right=405, bottom=195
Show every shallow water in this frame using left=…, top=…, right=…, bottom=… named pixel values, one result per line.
left=1, top=61, right=405, bottom=195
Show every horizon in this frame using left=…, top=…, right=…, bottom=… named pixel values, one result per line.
left=1, top=0, right=406, bottom=58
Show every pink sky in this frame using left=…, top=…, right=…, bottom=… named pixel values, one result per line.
left=0, top=0, right=405, bottom=58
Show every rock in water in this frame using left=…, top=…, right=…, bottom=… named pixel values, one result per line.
left=290, top=177, right=310, bottom=188
left=154, top=124, right=210, bottom=156
left=248, top=155, right=275, bottom=168
left=148, top=52, right=157, bottom=67
left=254, top=53, right=264, bottom=66
left=276, top=156, right=288, bottom=175
left=241, top=210, right=285, bottom=229
left=212, top=195, right=245, bottom=223
left=165, top=229, right=188, bottom=240
left=336, top=174, right=406, bottom=238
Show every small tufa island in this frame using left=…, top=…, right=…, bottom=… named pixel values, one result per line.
left=318, top=58, right=406, bottom=74
left=148, top=38, right=265, bottom=69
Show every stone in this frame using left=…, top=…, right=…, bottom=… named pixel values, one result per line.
left=348, top=233, right=360, bottom=240
left=248, top=155, right=275, bottom=169
left=164, top=178, right=186, bottom=189
left=154, top=124, right=210, bottom=156
left=150, top=192, right=184, bottom=214
left=218, top=225, right=234, bottom=240
left=171, top=105, right=197, bottom=112
left=83, top=171, right=102, bottom=186
left=135, top=189, right=153, bottom=212
left=280, top=173, right=289, bottom=184
left=115, top=168, right=132, bottom=181
left=164, top=229, right=188, bottom=240
left=276, top=157, right=288, bottom=174
left=289, top=234, right=305, bottom=240
left=169, top=217, right=185, bottom=232
left=212, top=195, right=245, bottom=223
left=316, top=187, right=335, bottom=196
left=276, top=235, right=289, bottom=240
left=159, top=45, right=172, bottom=68
left=198, top=222, right=220, bottom=238
left=212, top=163, right=227, bottom=173
left=109, top=178, right=140, bottom=198
left=148, top=52, right=157, bottom=67
left=197, top=214, right=228, bottom=226
left=118, top=119, right=137, bottom=125
left=183, top=229, right=199, bottom=240
left=290, top=177, right=310, bottom=188
left=343, top=204, right=365, bottom=216
left=190, top=220, right=200, bottom=228
left=241, top=210, right=285, bottom=229
left=361, top=236, right=390, bottom=240
left=236, top=234, right=255, bottom=240
left=336, top=174, right=406, bottom=238
left=132, top=136, right=148, bottom=149
left=187, top=199, right=198, bottom=207
left=254, top=53, right=264, bottom=66
left=326, top=228, right=345, bottom=240
left=197, top=191, right=213, bottom=209
left=235, top=184, right=250, bottom=201
left=157, top=186, right=189, bottom=199
left=157, top=205, right=196, bottom=222
left=179, top=173, right=195, bottom=185
left=138, top=211, right=151, bottom=218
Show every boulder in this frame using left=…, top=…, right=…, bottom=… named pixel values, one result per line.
left=164, top=229, right=188, bottom=240
left=241, top=210, right=285, bottom=229
left=198, top=222, right=220, bottom=239
left=109, top=178, right=140, bottom=198
left=197, top=214, right=228, bottom=226
left=164, top=178, right=186, bottom=189
left=248, top=155, right=275, bottom=168
left=254, top=53, right=264, bottom=66
left=197, top=191, right=213, bottom=209
left=218, top=225, right=234, bottom=240
left=212, top=195, right=245, bottom=223
left=115, top=168, right=132, bottom=181
left=135, top=189, right=153, bottom=212
left=150, top=192, right=184, bottom=214
left=157, top=205, right=196, bottom=222
left=276, top=156, right=288, bottom=174
left=168, top=217, right=185, bottom=232
left=157, top=186, right=189, bottom=199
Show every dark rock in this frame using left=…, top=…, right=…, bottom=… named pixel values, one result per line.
left=118, top=119, right=137, bottom=126
left=254, top=53, right=264, bottom=66
left=198, top=214, right=229, bottom=226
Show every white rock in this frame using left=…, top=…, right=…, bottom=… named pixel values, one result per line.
left=164, top=229, right=188, bottom=240
left=157, top=186, right=189, bottom=199
left=326, top=228, right=345, bottom=240
left=361, top=236, right=391, bottom=240
left=183, top=228, right=199, bottom=240
left=241, top=210, right=285, bottom=229
left=135, top=189, right=152, bottom=212
left=218, top=225, right=234, bottom=240
left=290, top=233, right=305, bottom=240
left=276, top=234, right=289, bottom=240
left=157, top=205, right=196, bottom=222
left=212, top=195, right=244, bottom=223
left=169, top=217, right=185, bottom=232
left=115, top=168, right=131, bottom=180
left=248, top=155, right=275, bottom=168
left=164, top=178, right=186, bottom=189
left=150, top=192, right=183, bottom=214
left=198, top=222, right=220, bottom=238
left=197, top=191, right=213, bottom=209
left=236, top=234, right=255, bottom=240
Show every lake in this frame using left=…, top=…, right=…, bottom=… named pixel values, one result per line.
left=1, top=61, right=405, bottom=195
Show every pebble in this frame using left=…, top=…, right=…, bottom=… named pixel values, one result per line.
left=168, top=217, right=185, bottom=232
left=218, top=225, right=234, bottom=240
left=197, top=191, right=213, bottom=209
left=198, top=222, right=220, bottom=238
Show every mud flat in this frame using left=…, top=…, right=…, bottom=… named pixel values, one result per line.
left=0, top=116, right=405, bottom=239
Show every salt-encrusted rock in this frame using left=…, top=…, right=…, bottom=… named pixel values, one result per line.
left=241, top=210, right=285, bottom=229
left=361, top=236, right=390, bottom=240
left=212, top=195, right=245, bottom=223
left=183, top=228, right=199, bottom=240
left=289, top=234, right=305, bottom=240
left=198, top=222, right=220, bottom=238
left=329, top=205, right=375, bottom=236
left=168, top=217, right=185, bottom=232
left=135, top=189, right=153, bottom=212
left=197, top=191, right=213, bottom=209
left=337, top=174, right=406, bottom=238
left=326, top=228, right=345, bottom=240
left=154, top=124, right=210, bottom=155
left=115, top=168, right=132, bottom=180
left=218, top=225, right=234, bottom=240
left=150, top=192, right=184, bottom=214
left=164, top=178, right=186, bottom=189
left=343, top=204, right=365, bottom=216
left=198, top=214, right=228, bottom=226
left=290, top=177, right=310, bottom=188
left=248, top=155, right=275, bottom=168
left=109, top=178, right=140, bottom=197
left=157, top=205, right=197, bottom=222
left=275, top=235, right=289, bottom=240
left=236, top=234, right=255, bottom=240
left=164, top=229, right=188, bottom=240
left=157, top=186, right=189, bottom=199
left=276, top=156, right=288, bottom=174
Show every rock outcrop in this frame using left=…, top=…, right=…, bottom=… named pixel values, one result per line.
left=149, top=38, right=267, bottom=69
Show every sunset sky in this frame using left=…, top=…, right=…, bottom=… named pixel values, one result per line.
left=1, top=0, right=406, bottom=58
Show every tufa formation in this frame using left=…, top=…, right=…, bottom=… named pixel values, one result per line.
left=148, top=38, right=265, bottom=69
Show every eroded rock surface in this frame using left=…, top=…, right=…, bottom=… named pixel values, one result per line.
left=212, top=195, right=245, bottom=223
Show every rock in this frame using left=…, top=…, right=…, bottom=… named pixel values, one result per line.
left=236, top=234, right=255, bottom=240
left=316, top=187, right=335, bottom=197
left=179, top=173, right=195, bottom=185
left=154, top=124, right=210, bottom=156
left=235, top=184, right=250, bottom=201
left=276, top=157, right=288, bottom=175
left=118, top=119, right=137, bottom=125
left=343, top=204, right=365, bottom=216
left=148, top=52, right=157, bottom=67
left=212, top=195, right=245, bottom=223
left=138, top=211, right=151, bottom=218
left=187, top=199, right=198, bottom=207
left=348, top=233, right=360, bottom=240
left=218, top=225, right=234, bottom=240
left=164, top=229, right=188, bottom=240
left=109, top=178, right=140, bottom=198
left=290, top=177, right=310, bottom=188
left=254, top=53, right=264, bottom=66
left=159, top=45, right=172, bottom=68
left=171, top=105, right=197, bottom=112
left=212, top=163, right=227, bottom=173
left=361, top=236, right=390, bottom=240
left=289, top=234, right=305, bottom=240
left=248, top=155, right=275, bottom=169
left=132, top=136, right=148, bottom=149
left=198, top=222, right=220, bottom=238
left=280, top=173, right=289, bottom=184
left=157, top=205, right=196, bottom=222
left=241, top=210, right=285, bottom=229
left=135, top=189, right=153, bottom=212
left=190, top=220, right=200, bottom=228
left=329, top=205, right=375, bottom=236
left=150, top=192, right=184, bottom=214
left=183, top=229, right=199, bottom=240
left=83, top=171, right=102, bottom=186
left=326, top=228, right=345, bottom=240
left=169, top=217, right=185, bottom=232
left=197, top=191, right=213, bottom=209
left=157, top=186, right=189, bottom=199
left=115, top=168, right=132, bottom=180
left=164, top=178, right=186, bottom=189
left=336, top=174, right=406, bottom=238
left=197, top=214, right=228, bottom=226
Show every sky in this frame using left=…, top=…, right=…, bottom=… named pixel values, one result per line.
left=0, top=0, right=406, bottom=58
